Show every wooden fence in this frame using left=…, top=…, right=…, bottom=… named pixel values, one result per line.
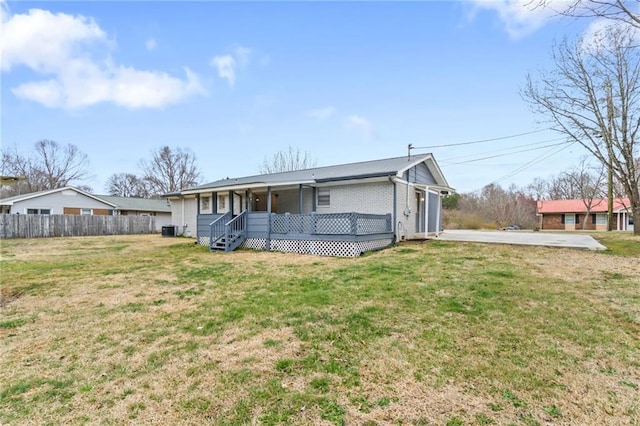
left=0, top=214, right=157, bottom=239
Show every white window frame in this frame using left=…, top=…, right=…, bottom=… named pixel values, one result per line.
left=217, top=195, right=228, bottom=213
left=564, top=214, right=576, bottom=225
left=81, top=208, right=92, bottom=216
left=317, top=188, right=330, bottom=207
left=26, top=208, right=51, bottom=214
left=201, top=196, right=211, bottom=212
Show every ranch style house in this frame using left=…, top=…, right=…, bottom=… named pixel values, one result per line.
left=0, top=187, right=172, bottom=232
left=536, top=197, right=634, bottom=232
left=166, top=154, right=453, bottom=257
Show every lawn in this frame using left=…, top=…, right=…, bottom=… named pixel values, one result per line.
left=1, top=234, right=639, bottom=425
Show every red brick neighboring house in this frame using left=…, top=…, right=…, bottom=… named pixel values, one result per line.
left=536, top=198, right=634, bottom=231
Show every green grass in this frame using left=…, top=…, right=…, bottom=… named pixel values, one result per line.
left=0, top=234, right=638, bottom=424
left=592, top=232, right=640, bottom=256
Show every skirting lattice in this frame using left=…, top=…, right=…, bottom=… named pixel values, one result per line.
left=241, top=238, right=267, bottom=250
left=268, top=238, right=393, bottom=257
left=201, top=236, right=392, bottom=257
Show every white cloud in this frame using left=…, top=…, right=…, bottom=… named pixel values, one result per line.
left=11, top=79, right=63, bottom=108
left=210, top=54, right=237, bottom=87
left=234, top=46, right=251, bottom=67
left=209, top=45, right=252, bottom=87
left=145, top=37, right=157, bottom=51
left=466, top=0, right=566, bottom=38
left=307, top=106, right=335, bottom=121
left=1, top=8, right=107, bottom=72
left=1, top=8, right=205, bottom=109
left=346, top=115, right=373, bottom=140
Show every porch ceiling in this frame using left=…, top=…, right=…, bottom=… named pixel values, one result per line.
left=412, top=183, right=455, bottom=194
left=182, top=176, right=394, bottom=195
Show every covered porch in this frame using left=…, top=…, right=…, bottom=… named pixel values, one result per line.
left=197, top=211, right=394, bottom=257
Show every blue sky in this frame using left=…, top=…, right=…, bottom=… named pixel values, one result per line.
left=1, top=0, right=605, bottom=193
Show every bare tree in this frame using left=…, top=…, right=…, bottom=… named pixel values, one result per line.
left=533, top=0, right=640, bottom=29
left=564, top=158, right=607, bottom=227
left=105, top=173, right=152, bottom=198
left=139, top=146, right=202, bottom=196
left=546, top=166, right=605, bottom=200
left=457, top=184, right=538, bottom=229
left=260, top=146, right=317, bottom=174
left=1, top=140, right=92, bottom=196
left=523, top=25, right=640, bottom=234
left=524, top=176, right=551, bottom=200
left=547, top=174, right=578, bottom=199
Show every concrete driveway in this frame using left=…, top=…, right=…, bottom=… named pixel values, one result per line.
left=434, top=230, right=607, bottom=250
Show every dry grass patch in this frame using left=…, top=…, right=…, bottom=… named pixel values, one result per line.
left=1, top=234, right=639, bottom=425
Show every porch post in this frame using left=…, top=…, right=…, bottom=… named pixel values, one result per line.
left=266, top=186, right=272, bottom=251
left=298, top=184, right=303, bottom=214
left=617, top=212, right=619, bottom=230
left=436, top=191, right=442, bottom=235
left=212, top=192, right=217, bottom=214
left=229, top=190, right=234, bottom=216
left=424, top=190, right=430, bottom=233
left=196, top=194, right=200, bottom=214
left=246, top=190, right=251, bottom=212
left=312, top=187, right=317, bottom=212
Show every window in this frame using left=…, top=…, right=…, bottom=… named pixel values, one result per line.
left=81, top=209, right=92, bottom=215
left=202, top=196, right=210, bottom=211
left=218, top=195, right=226, bottom=209
left=595, top=213, right=607, bottom=225
left=564, top=214, right=575, bottom=225
left=26, top=208, right=50, bottom=214
left=317, top=188, right=330, bottom=207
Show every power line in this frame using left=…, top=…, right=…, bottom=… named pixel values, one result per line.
left=409, top=128, right=551, bottom=150
left=439, top=137, right=568, bottom=163
left=441, top=141, right=569, bottom=165
left=490, top=141, right=577, bottom=185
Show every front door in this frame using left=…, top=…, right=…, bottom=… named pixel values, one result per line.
left=415, top=191, right=425, bottom=233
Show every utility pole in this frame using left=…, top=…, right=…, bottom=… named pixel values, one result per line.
left=606, top=81, right=614, bottom=232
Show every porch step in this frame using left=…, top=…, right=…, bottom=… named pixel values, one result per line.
left=210, top=233, right=245, bottom=252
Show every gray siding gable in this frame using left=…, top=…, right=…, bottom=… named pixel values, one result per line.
left=402, top=162, right=437, bottom=185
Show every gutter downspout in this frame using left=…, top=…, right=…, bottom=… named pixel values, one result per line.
left=181, top=197, right=185, bottom=236
left=389, top=176, right=398, bottom=242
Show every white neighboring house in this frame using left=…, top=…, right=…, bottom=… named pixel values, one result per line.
left=0, top=187, right=172, bottom=232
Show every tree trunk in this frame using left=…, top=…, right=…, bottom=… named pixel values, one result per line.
left=582, top=212, right=590, bottom=230
left=632, top=198, right=640, bottom=236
